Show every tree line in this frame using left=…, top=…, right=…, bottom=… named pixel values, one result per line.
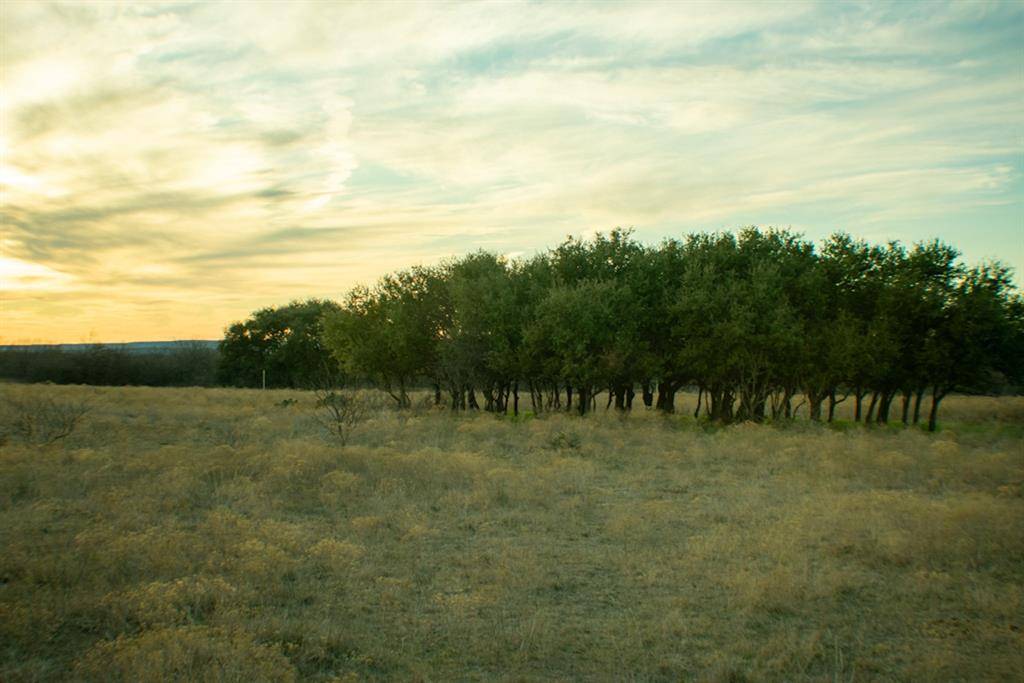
left=219, top=228, right=1023, bottom=431
left=0, top=343, right=219, bottom=387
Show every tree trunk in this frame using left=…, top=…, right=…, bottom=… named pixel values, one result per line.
left=613, top=386, right=626, bottom=411
left=753, top=396, right=766, bottom=422
left=626, top=386, right=634, bottom=410
left=865, top=391, right=879, bottom=423
left=807, top=389, right=824, bottom=421
left=877, top=391, right=895, bottom=424
left=854, top=387, right=863, bottom=422
left=468, top=387, right=480, bottom=410
left=827, top=389, right=836, bottom=422
left=694, top=386, right=703, bottom=419
left=721, top=389, right=735, bottom=423
left=912, top=388, right=925, bottom=425
left=656, top=381, right=676, bottom=413
left=577, top=386, right=590, bottom=416
left=398, top=380, right=410, bottom=409
left=808, top=398, right=822, bottom=421
left=513, top=381, right=519, bottom=417
left=900, top=390, right=911, bottom=425
left=565, top=385, right=573, bottom=412
left=927, top=387, right=946, bottom=432
left=709, top=385, right=721, bottom=422
left=642, top=382, right=654, bottom=408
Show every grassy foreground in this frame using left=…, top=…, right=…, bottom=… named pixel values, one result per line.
left=1, top=385, right=1022, bottom=682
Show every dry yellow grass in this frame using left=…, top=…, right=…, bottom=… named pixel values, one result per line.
left=1, top=384, right=1022, bottom=681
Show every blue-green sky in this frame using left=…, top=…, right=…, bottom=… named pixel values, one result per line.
left=1, top=0, right=1021, bottom=342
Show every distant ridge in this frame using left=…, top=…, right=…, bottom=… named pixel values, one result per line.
left=0, top=340, right=219, bottom=354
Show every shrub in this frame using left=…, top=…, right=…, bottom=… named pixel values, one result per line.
left=313, top=389, right=383, bottom=445
left=74, top=625, right=296, bottom=682
left=0, top=389, right=91, bottom=445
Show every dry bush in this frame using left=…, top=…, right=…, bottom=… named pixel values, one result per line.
left=99, top=576, right=239, bottom=630
left=75, top=626, right=296, bottom=682
left=312, top=389, right=384, bottom=445
left=1, top=388, right=91, bottom=445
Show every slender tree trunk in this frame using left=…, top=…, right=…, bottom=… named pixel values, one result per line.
left=694, top=386, right=703, bottom=419
left=900, top=390, right=911, bottom=425
left=875, top=391, right=889, bottom=424
left=642, top=382, right=654, bottom=408
left=468, top=387, right=479, bottom=410
left=865, top=391, right=879, bottom=424
left=808, top=389, right=824, bottom=421
left=656, top=381, right=676, bottom=413
left=927, top=386, right=947, bottom=432
left=565, top=385, right=573, bottom=412
left=912, top=388, right=925, bottom=425
left=433, top=383, right=442, bottom=406
left=626, top=386, right=634, bottom=410
left=513, top=381, right=519, bottom=417
left=721, top=389, right=735, bottom=423
left=613, top=386, right=626, bottom=411
left=854, top=387, right=863, bottom=422
left=399, top=379, right=410, bottom=409
left=753, top=396, right=767, bottom=422
left=577, top=386, right=590, bottom=416
left=709, top=385, right=721, bottom=422
left=827, top=389, right=836, bottom=422
left=878, top=391, right=897, bottom=424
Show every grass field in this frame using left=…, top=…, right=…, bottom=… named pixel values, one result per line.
left=1, top=384, right=1022, bottom=682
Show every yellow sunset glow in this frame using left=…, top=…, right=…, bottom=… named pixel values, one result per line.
left=1, top=1, right=1021, bottom=343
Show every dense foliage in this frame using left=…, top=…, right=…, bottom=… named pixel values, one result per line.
left=322, top=228, right=1023, bottom=430
left=218, top=299, right=342, bottom=389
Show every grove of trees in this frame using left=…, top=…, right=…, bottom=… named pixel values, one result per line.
left=213, top=228, right=1022, bottom=431
left=320, top=228, right=1023, bottom=431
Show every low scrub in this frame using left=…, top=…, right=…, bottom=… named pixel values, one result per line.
left=1, top=384, right=1021, bottom=681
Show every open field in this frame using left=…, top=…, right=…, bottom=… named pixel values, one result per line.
left=1, top=384, right=1022, bottom=682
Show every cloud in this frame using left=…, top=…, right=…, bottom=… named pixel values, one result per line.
left=1, top=0, right=1021, bottom=342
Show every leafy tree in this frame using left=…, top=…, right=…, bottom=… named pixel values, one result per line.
left=922, top=263, right=1023, bottom=430
left=526, top=280, right=637, bottom=415
left=322, top=267, right=442, bottom=407
left=218, top=299, right=340, bottom=388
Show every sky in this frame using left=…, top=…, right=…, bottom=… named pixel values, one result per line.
left=1, top=0, right=1022, bottom=343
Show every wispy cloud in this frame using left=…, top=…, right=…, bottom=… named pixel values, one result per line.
left=1, top=0, right=1021, bottom=342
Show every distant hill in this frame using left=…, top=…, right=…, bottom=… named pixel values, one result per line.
left=0, top=340, right=219, bottom=354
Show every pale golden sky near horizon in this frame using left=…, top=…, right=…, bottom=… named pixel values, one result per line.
left=1, top=1, right=1022, bottom=343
